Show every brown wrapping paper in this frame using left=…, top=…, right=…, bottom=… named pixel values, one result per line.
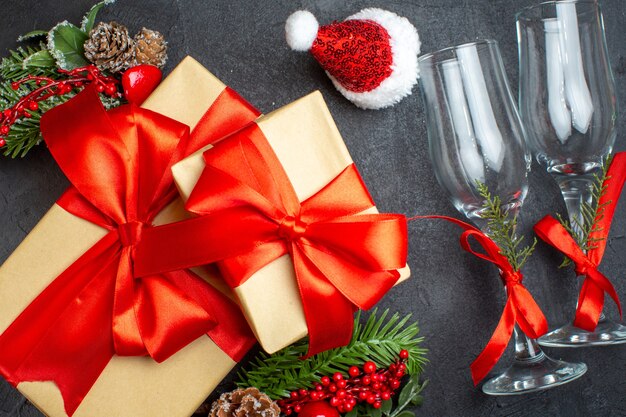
left=0, top=56, right=243, bottom=417
left=172, top=91, right=411, bottom=354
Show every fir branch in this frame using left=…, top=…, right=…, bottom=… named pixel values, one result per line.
left=476, top=182, right=537, bottom=271
left=237, top=309, right=427, bottom=400
left=557, top=156, right=612, bottom=267
left=0, top=44, right=58, bottom=81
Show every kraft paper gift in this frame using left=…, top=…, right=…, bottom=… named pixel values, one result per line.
left=172, top=91, right=411, bottom=354
left=0, top=56, right=258, bottom=417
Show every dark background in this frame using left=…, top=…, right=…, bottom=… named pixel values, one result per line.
left=1, top=0, right=626, bottom=416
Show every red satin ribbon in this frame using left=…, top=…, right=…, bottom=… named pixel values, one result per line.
left=133, top=122, right=409, bottom=356
left=0, top=86, right=260, bottom=416
left=417, top=215, right=548, bottom=385
left=534, top=152, right=626, bottom=331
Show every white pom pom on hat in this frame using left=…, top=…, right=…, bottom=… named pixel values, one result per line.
left=285, top=8, right=420, bottom=110
left=285, top=10, right=319, bottom=51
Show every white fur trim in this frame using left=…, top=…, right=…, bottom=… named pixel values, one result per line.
left=331, top=8, right=420, bottom=109
left=285, top=10, right=319, bottom=51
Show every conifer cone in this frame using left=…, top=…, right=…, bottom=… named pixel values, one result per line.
left=209, top=387, right=280, bottom=417
left=133, top=28, right=167, bottom=68
left=84, top=21, right=135, bottom=73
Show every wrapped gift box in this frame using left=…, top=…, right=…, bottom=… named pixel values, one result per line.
left=0, top=56, right=257, bottom=417
left=172, top=91, right=411, bottom=354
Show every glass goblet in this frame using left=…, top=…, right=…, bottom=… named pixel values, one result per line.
left=517, top=0, right=626, bottom=347
left=419, top=39, right=587, bottom=394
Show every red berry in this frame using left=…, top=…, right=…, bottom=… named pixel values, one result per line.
left=336, top=380, right=346, bottom=389
left=390, top=379, right=401, bottom=389
left=294, top=405, right=302, bottom=413
left=348, top=366, right=360, bottom=377
left=299, top=389, right=308, bottom=397
left=382, top=391, right=391, bottom=400
left=362, top=375, right=371, bottom=385
left=328, top=383, right=337, bottom=393
left=366, top=393, right=376, bottom=404
left=1, top=125, right=9, bottom=135
left=315, top=384, right=323, bottom=391
left=105, top=83, right=117, bottom=96
left=28, top=101, right=38, bottom=111
left=329, top=397, right=340, bottom=407
left=373, top=401, right=382, bottom=409
left=3, top=109, right=10, bottom=117
left=122, top=64, right=162, bottom=105
left=320, top=376, right=330, bottom=386
left=399, top=350, right=409, bottom=359
left=285, top=410, right=292, bottom=416
left=96, top=84, right=105, bottom=93
left=372, top=382, right=381, bottom=390
left=336, top=389, right=346, bottom=399
left=332, top=372, right=343, bottom=382
left=344, top=403, right=354, bottom=412
left=0, top=138, right=5, bottom=147
left=11, top=82, right=19, bottom=90
left=363, top=361, right=376, bottom=374
left=290, top=391, right=299, bottom=399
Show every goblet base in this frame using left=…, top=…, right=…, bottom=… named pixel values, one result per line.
left=538, top=320, right=626, bottom=347
left=481, top=352, right=587, bottom=395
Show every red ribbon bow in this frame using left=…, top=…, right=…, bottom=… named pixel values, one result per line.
left=134, top=123, right=409, bottom=356
left=533, top=153, right=626, bottom=331
left=419, top=216, right=548, bottom=385
left=0, top=86, right=260, bottom=416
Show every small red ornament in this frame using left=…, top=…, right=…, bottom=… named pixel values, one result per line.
left=122, top=64, right=163, bottom=105
left=297, top=401, right=340, bottom=417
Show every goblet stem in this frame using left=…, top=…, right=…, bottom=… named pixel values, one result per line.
left=550, top=171, right=595, bottom=240
left=513, top=324, right=544, bottom=362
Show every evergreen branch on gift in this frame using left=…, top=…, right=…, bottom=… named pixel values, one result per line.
left=556, top=155, right=612, bottom=267
left=237, top=309, right=427, bottom=400
left=0, top=44, right=58, bottom=81
left=476, top=182, right=537, bottom=271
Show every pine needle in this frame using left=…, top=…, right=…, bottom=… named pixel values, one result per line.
left=476, top=182, right=537, bottom=271
left=557, top=156, right=612, bottom=267
left=236, top=309, right=427, bottom=400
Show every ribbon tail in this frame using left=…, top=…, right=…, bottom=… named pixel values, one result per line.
left=470, top=299, right=516, bottom=385
left=292, top=248, right=355, bottom=357
left=510, top=286, right=548, bottom=338
left=170, top=270, right=256, bottom=361
left=0, top=233, right=120, bottom=416
left=574, top=278, right=605, bottom=331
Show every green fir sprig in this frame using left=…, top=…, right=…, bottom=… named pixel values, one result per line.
left=237, top=309, right=427, bottom=400
left=556, top=155, right=612, bottom=267
left=0, top=1, right=116, bottom=157
left=476, top=182, right=537, bottom=271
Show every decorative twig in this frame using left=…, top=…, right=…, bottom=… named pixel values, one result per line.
left=0, top=65, right=119, bottom=147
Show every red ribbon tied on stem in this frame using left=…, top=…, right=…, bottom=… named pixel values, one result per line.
left=533, top=152, right=626, bottom=331
left=0, top=86, right=260, bottom=416
left=418, top=216, right=548, bottom=385
left=134, top=123, right=409, bottom=356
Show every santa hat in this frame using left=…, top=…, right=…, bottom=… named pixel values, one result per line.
left=285, top=8, right=420, bottom=110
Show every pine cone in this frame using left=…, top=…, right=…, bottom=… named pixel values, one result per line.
left=209, top=387, right=280, bottom=417
left=134, top=28, right=167, bottom=68
left=84, top=21, right=135, bottom=73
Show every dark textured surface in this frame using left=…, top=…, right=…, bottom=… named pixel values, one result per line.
left=1, top=1, right=626, bottom=416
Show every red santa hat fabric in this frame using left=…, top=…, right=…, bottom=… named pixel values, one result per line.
left=286, top=8, right=421, bottom=109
